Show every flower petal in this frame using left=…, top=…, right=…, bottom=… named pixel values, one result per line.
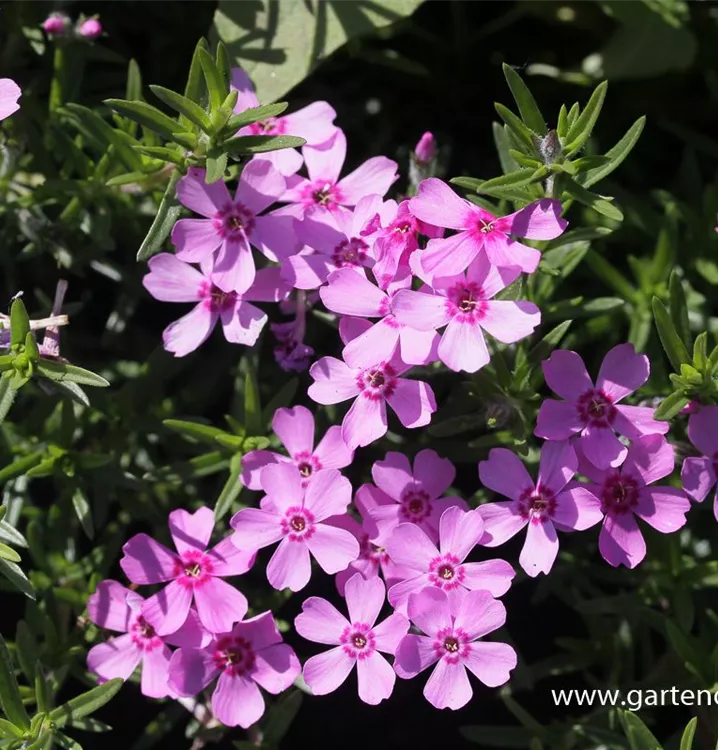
left=537, top=440, right=577, bottom=494
left=306, top=523, right=360, bottom=574
left=308, top=357, right=360, bottom=405
left=168, top=647, right=219, bottom=697
left=580, top=425, right=627, bottom=470
left=438, top=318, right=489, bottom=373
left=494, top=198, right=567, bottom=240
left=372, top=612, right=410, bottom=655
left=267, top=537, right=312, bottom=591
left=120, top=534, right=178, bottom=585
left=480, top=300, right=541, bottom=344
left=478, top=448, right=533, bottom=501
left=87, top=635, right=141, bottom=682
left=635, top=487, right=690, bottom=533
left=453, top=590, right=506, bottom=639
left=272, top=405, right=315, bottom=457
left=408, top=178, right=475, bottom=230
left=596, top=343, right=649, bottom=402
left=172, top=219, right=223, bottom=263
left=394, top=634, right=438, bottom=678
left=212, top=671, right=264, bottom=728
left=168, top=507, right=214, bottom=556
left=313, top=425, right=354, bottom=470
left=235, top=159, right=285, bottom=214
left=342, top=394, right=387, bottom=449
left=688, top=406, right=718, bottom=456
left=177, top=167, right=231, bottom=218
left=476, top=502, right=526, bottom=546
left=681, top=457, right=717, bottom=503
left=542, top=350, right=593, bottom=401
left=462, top=642, right=516, bottom=688
left=162, top=303, right=217, bottom=358
left=337, top=157, right=398, bottom=205
left=424, top=659, right=472, bottom=710
left=252, top=643, right=301, bottom=693
left=386, top=522, right=439, bottom=570
left=599, top=513, right=646, bottom=569
left=519, top=520, right=559, bottom=577
left=439, top=507, right=484, bottom=560
left=461, top=559, right=515, bottom=596
left=194, top=577, right=248, bottom=634
left=386, top=377, right=436, bottom=429
left=141, top=579, right=193, bottom=636
left=87, top=580, right=134, bottom=632
left=345, top=573, right=386, bottom=628
left=392, top=289, right=450, bottom=331
left=302, top=647, right=355, bottom=695
left=230, top=508, right=284, bottom=550
left=622, top=434, right=674, bottom=485
left=304, top=130, right=346, bottom=183
left=140, top=646, right=173, bottom=699
left=417, top=231, right=480, bottom=280
left=357, top=652, right=395, bottom=705
left=295, top=596, right=349, bottom=645
left=144, top=253, right=205, bottom=301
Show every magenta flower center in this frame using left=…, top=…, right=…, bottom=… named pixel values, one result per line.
left=130, top=615, right=162, bottom=652
left=393, top=219, right=414, bottom=235
left=302, top=181, right=343, bottom=209
left=281, top=506, right=316, bottom=541
left=433, top=626, right=470, bottom=665
left=477, top=218, right=496, bottom=234
left=518, top=485, right=557, bottom=522
left=213, top=203, right=255, bottom=240
left=199, top=281, right=237, bottom=313
left=213, top=635, right=256, bottom=677
left=294, top=451, right=322, bottom=482
left=340, top=622, right=376, bottom=660
left=247, top=117, right=286, bottom=136
left=447, top=282, right=488, bottom=322
left=400, top=489, right=431, bottom=522
left=357, top=363, right=397, bottom=401
left=332, top=238, right=368, bottom=267
left=601, top=472, right=639, bottom=515
left=577, top=389, right=616, bottom=427
left=175, top=550, right=214, bottom=588
left=428, top=553, right=465, bottom=590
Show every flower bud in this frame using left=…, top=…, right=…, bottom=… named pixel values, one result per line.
left=78, top=17, right=103, bottom=39
left=414, top=131, right=436, bottom=165
left=537, top=129, right=561, bottom=165
left=42, top=12, right=71, bottom=37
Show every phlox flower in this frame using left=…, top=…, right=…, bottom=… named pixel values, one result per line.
left=169, top=611, right=300, bottom=728
left=230, top=464, right=359, bottom=591
left=240, top=404, right=354, bottom=490
left=320, top=269, right=439, bottom=368
left=230, top=67, right=338, bottom=176
left=478, top=441, right=603, bottom=576
left=360, top=449, right=466, bottom=545
left=171, top=162, right=287, bottom=293
left=120, top=507, right=255, bottom=636
left=681, top=406, right=718, bottom=518
left=409, top=178, right=567, bottom=280
left=295, top=573, right=409, bottom=705
left=386, top=506, right=515, bottom=615
left=87, top=580, right=208, bottom=698
left=0, top=79, right=21, bottom=121
left=394, top=587, right=516, bottom=710
left=143, top=254, right=289, bottom=357
left=393, top=255, right=540, bottom=373
left=280, top=129, right=398, bottom=216
left=308, top=319, right=437, bottom=450
left=535, top=344, right=669, bottom=470
left=577, top=435, right=690, bottom=568
left=284, top=194, right=389, bottom=289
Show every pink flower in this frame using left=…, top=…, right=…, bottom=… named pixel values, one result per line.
left=240, top=405, right=354, bottom=490
left=577, top=435, right=690, bottom=568
left=535, top=344, right=669, bottom=470
left=0, top=79, right=21, bottom=121
left=393, top=255, right=540, bottom=373
left=169, top=611, right=300, bottom=728
left=171, top=162, right=287, bottom=293
left=320, top=269, right=439, bottom=369
left=295, top=573, right=409, bottom=704
left=682, top=406, right=718, bottom=518
left=284, top=195, right=388, bottom=289
left=42, top=13, right=70, bottom=36
left=308, top=326, right=437, bottom=450
left=87, top=580, right=208, bottom=698
left=230, top=464, right=359, bottom=591
left=120, top=508, right=255, bottom=636
left=230, top=67, right=338, bottom=177
left=370, top=199, right=443, bottom=290
left=394, top=587, right=516, bottom=710
left=409, top=178, right=567, bottom=279
left=280, top=130, right=398, bottom=216
left=413, top=132, right=436, bottom=165
left=142, top=254, right=289, bottom=357
left=386, top=506, right=515, bottom=614
left=361, top=450, right=466, bottom=545
left=78, top=17, right=102, bottom=38
left=478, top=442, right=603, bottom=576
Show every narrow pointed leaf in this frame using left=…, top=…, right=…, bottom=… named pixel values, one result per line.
left=564, top=81, right=608, bottom=155
left=0, top=559, right=35, bottom=598
left=10, top=299, right=31, bottom=348
left=72, top=489, right=94, bottom=539
left=136, top=169, right=182, bottom=261
left=36, top=360, right=110, bottom=387
left=581, top=116, right=646, bottom=189
left=149, top=86, right=211, bottom=131
left=104, top=99, right=180, bottom=140
left=652, top=297, right=691, bottom=371
left=0, top=376, right=18, bottom=424
left=669, top=271, right=691, bottom=350
left=502, top=63, right=547, bottom=134
left=215, top=453, right=243, bottom=522
left=494, top=103, right=535, bottom=152
left=223, top=134, right=306, bottom=155
left=224, top=103, right=288, bottom=133
left=49, top=679, right=123, bottom=728
left=680, top=717, right=697, bottom=750
left=0, top=634, right=30, bottom=728
left=198, top=48, right=227, bottom=111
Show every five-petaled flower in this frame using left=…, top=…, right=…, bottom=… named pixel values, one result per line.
left=681, top=406, right=718, bottom=519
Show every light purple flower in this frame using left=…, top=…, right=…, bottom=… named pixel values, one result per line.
left=409, top=178, right=567, bottom=280
left=142, top=253, right=289, bottom=357
left=240, top=405, right=354, bottom=490
left=535, top=344, right=669, bottom=470
left=320, top=269, right=439, bottom=369
left=362, top=450, right=466, bottom=545
left=577, top=435, right=690, bottom=568
left=280, top=129, right=398, bottom=216
left=0, top=79, right=21, bottom=121
left=87, top=580, right=208, bottom=698
left=230, top=464, right=359, bottom=591
left=230, top=67, right=338, bottom=176
left=171, top=162, right=287, bottom=293
left=393, top=255, right=540, bottom=373
left=308, top=324, right=437, bottom=450
left=478, top=441, right=603, bottom=576
left=120, top=508, right=255, bottom=636
left=682, top=406, right=718, bottom=518
left=295, top=574, right=409, bottom=705
left=169, top=612, right=300, bottom=728
left=386, top=506, right=515, bottom=615
left=394, top=587, right=516, bottom=710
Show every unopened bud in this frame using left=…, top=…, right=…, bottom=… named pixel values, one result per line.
left=414, top=131, right=436, bottom=165
left=537, top=129, right=561, bottom=165
left=42, top=12, right=71, bottom=37
left=77, top=17, right=103, bottom=39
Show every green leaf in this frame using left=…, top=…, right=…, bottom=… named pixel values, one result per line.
left=183, top=39, right=210, bottom=130
left=215, top=454, right=243, bottom=522
left=669, top=271, right=691, bottom=351
left=653, top=391, right=690, bottom=422
left=693, top=332, right=708, bottom=372
left=49, top=679, right=123, bottom=728
left=543, top=296, right=625, bottom=322
left=581, top=116, right=646, bottom=188
left=15, top=621, right=38, bottom=683
left=0, top=376, right=18, bottom=424
left=10, top=299, right=31, bottom=348
left=104, top=99, right=180, bottom=141
left=0, top=519, right=28, bottom=548
left=36, top=359, right=110, bottom=387
left=0, top=634, right=30, bottom=729
left=680, top=717, right=697, bottom=750
left=136, top=169, right=182, bottom=261
left=560, top=177, right=623, bottom=221
left=224, top=103, right=289, bottom=133
left=223, top=134, right=306, bottom=154
left=24, top=332, right=39, bottom=362
left=619, top=710, right=662, bottom=750
left=477, top=167, right=548, bottom=193
left=126, top=59, right=143, bottom=102
left=163, top=419, right=229, bottom=445
left=65, top=717, right=112, bottom=733
left=0, top=718, right=22, bottom=738
left=0, top=451, right=45, bottom=484
left=494, top=103, right=535, bottom=152
left=211, top=0, right=425, bottom=102
left=564, top=81, right=608, bottom=156
left=0, top=558, right=35, bottom=599
left=449, top=176, right=483, bottom=193
left=556, top=104, right=569, bottom=139
left=198, top=48, right=228, bottom=112
left=585, top=249, right=638, bottom=302
left=502, top=63, right=547, bottom=135
left=261, top=378, right=299, bottom=427
left=263, top=690, right=303, bottom=745
left=0, top=543, right=20, bottom=563
left=149, top=86, right=211, bottom=131
left=244, top=370, right=262, bottom=436
left=35, top=662, right=51, bottom=714
left=205, top=151, right=228, bottom=184
left=492, top=122, right=521, bottom=175
left=652, top=297, right=691, bottom=371
left=72, top=489, right=94, bottom=539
